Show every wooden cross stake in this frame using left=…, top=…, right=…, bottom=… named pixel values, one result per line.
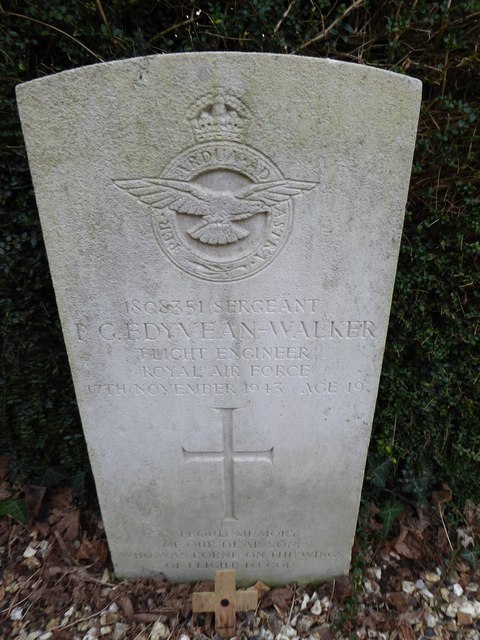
left=192, top=569, right=258, bottom=637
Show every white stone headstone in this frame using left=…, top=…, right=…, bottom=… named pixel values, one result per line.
left=17, top=53, right=421, bottom=583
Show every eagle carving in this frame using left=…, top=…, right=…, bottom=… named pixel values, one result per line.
left=115, top=178, right=316, bottom=246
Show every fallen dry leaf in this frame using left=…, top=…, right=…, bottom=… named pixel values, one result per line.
left=432, top=483, right=452, bottom=505
left=252, top=580, right=270, bottom=598
left=28, top=582, right=48, bottom=603
left=386, top=591, right=408, bottom=613
left=267, top=611, right=282, bottom=634
left=75, top=536, right=109, bottom=566
left=398, top=609, right=423, bottom=625
left=317, top=625, right=335, bottom=640
left=454, top=559, right=471, bottom=573
left=457, top=527, right=475, bottom=548
left=53, top=508, right=80, bottom=542
left=392, top=514, right=439, bottom=562
left=333, top=576, right=354, bottom=604
left=261, top=587, right=294, bottom=612
left=162, top=583, right=192, bottom=618
left=464, top=500, right=480, bottom=530
left=0, top=478, right=477, bottom=640
left=365, top=610, right=387, bottom=626
left=120, top=595, right=134, bottom=619
left=49, top=486, right=75, bottom=509
left=133, top=612, right=163, bottom=623
left=193, top=580, right=214, bottom=593
left=398, top=623, right=416, bottom=640
left=394, top=524, right=424, bottom=560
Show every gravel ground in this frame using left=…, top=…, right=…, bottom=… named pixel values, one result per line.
left=1, top=487, right=479, bottom=640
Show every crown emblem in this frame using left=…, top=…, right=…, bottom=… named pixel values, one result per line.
left=115, top=90, right=318, bottom=281
left=188, top=92, right=251, bottom=142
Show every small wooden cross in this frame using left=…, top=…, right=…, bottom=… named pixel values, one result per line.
left=192, top=569, right=258, bottom=637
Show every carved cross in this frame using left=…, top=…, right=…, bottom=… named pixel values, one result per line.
left=192, top=569, right=258, bottom=637
left=182, top=407, right=273, bottom=521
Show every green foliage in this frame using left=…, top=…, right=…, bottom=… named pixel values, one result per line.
left=461, top=548, right=480, bottom=570
left=367, top=457, right=393, bottom=489
left=0, top=498, right=28, bottom=524
left=378, top=501, right=404, bottom=537
left=1, top=1, right=478, bottom=504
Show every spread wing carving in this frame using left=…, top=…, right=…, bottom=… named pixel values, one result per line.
left=114, top=178, right=211, bottom=214
left=115, top=178, right=316, bottom=245
left=232, top=180, right=317, bottom=219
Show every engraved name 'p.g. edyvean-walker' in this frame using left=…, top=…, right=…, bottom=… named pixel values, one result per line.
left=16, top=53, right=421, bottom=582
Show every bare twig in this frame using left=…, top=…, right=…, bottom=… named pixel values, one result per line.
left=69, top=568, right=117, bottom=588
left=286, top=584, right=296, bottom=625
left=7, top=523, right=21, bottom=559
left=274, top=0, right=296, bottom=33
left=441, top=48, right=449, bottom=97
left=92, top=0, right=128, bottom=50
left=1, top=11, right=104, bottom=62
left=48, top=606, right=109, bottom=631
left=438, top=503, right=454, bottom=552
left=53, top=529, right=80, bottom=566
left=94, top=0, right=111, bottom=36
left=199, top=31, right=253, bottom=42
left=391, top=416, right=397, bottom=458
left=0, top=46, right=14, bottom=65
left=425, top=107, right=441, bottom=131
left=299, top=0, right=366, bottom=49
left=0, top=571, right=41, bottom=616
left=148, top=15, right=196, bottom=45
left=467, top=120, right=479, bottom=159
left=326, top=578, right=336, bottom=622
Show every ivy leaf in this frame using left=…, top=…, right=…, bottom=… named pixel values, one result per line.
left=0, top=498, right=28, bottom=524
left=461, top=548, right=480, bottom=570
left=42, top=467, right=71, bottom=487
left=368, top=458, right=392, bottom=488
left=378, top=500, right=403, bottom=537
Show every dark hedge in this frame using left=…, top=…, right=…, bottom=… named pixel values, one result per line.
left=1, top=0, right=479, bottom=505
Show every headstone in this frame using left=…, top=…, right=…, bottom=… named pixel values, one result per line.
left=16, top=53, right=421, bottom=583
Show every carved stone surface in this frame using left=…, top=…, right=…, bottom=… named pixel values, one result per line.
left=17, top=53, right=421, bottom=582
